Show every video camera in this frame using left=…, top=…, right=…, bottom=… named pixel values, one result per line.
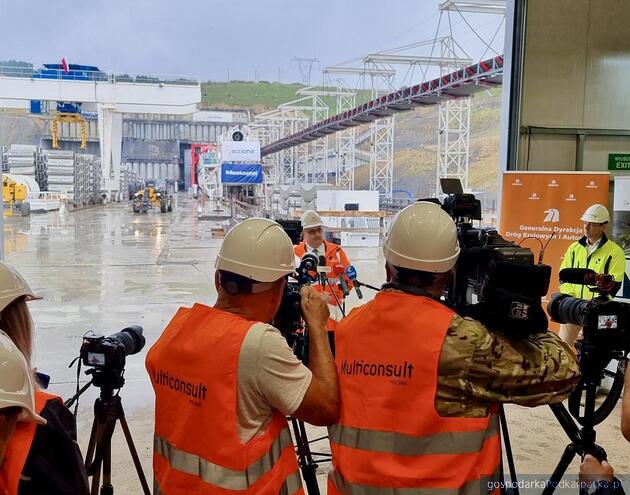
left=549, top=269, right=630, bottom=354
left=273, top=253, right=318, bottom=332
left=434, top=178, right=552, bottom=336
left=80, top=325, right=146, bottom=388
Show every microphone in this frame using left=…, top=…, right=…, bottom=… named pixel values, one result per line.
left=333, top=264, right=349, bottom=297
left=297, top=253, right=319, bottom=284
left=559, top=268, right=598, bottom=285
left=300, top=252, right=318, bottom=270
left=345, top=265, right=363, bottom=299
left=318, top=255, right=329, bottom=286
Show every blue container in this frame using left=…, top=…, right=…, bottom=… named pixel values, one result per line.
left=30, top=100, right=42, bottom=114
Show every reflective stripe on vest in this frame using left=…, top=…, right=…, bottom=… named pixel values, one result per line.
left=154, top=426, right=295, bottom=491
left=329, top=414, right=499, bottom=456
left=154, top=464, right=302, bottom=495
left=329, top=469, right=500, bottom=495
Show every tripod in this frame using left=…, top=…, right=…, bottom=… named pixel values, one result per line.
left=288, top=277, right=343, bottom=495
left=541, top=348, right=627, bottom=495
left=65, top=372, right=151, bottom=495
left=500, top=342, right=627, bottom=495
left=287, top=323, right=334, bottom=495
left=290, top=416, right=334, bottom=495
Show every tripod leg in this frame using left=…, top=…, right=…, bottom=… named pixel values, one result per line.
left=499, top=407, right=519, bottom=495
left=91, top=464, right=102, bottom=495
left=119, top=414, right=151, bottom=495
left=290, top=418, right=320, bottom=495
left=85, top=415, right=100, bottom=472
left=85, top=415, right=106, bottom=495
left=542, top=443, right=579, bottom=495
left=100, top=442, right=113, bottom=495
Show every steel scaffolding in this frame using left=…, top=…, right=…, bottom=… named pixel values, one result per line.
left=437, top=97, right=471, bottom=191
left=367, top=67, right=396, bottom=201
left=365, top=37, right=474, bottom=198
left=250, top=115, right=282, bottom=184
left=335, top=82, right=357, bottom=190
left=317, top=78, right=357, bottom=189
left=295, top=90, right=330, bottom=184
left=436, top=36, right=473, bottom=193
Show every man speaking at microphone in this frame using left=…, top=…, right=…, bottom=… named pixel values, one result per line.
left=559, top=204, right=626, bottom=347
left=294, top=210, right=354, bottom=311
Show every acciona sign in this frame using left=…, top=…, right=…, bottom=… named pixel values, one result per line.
left=221, top=141, right=261, bottom=162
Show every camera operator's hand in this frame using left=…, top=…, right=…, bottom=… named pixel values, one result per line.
left=292, top=286, right=339, bottom=426
left=300, top=286, right=330, bottom=331
left=580, top=455, right=614, bottom=485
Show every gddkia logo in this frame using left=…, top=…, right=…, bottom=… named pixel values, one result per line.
left=544, top=208, right=560, bottom=223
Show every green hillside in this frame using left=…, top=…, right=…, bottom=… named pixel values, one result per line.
left=201, top=81, right=372, bottom=112
left=201, top=81, right=305, bottom=111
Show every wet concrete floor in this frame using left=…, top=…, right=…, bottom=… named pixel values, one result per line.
left=5, top=195, right=629, bottom=493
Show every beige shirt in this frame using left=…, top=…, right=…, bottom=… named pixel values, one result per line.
left=237, top=322, right=312, bottom=443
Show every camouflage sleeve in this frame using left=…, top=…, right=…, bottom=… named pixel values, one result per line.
left=438, top=315, right=581, bottom=413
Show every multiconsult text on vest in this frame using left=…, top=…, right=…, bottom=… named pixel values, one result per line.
left=153, top=369, right=208, bottom=403
left=340, top=359, right=415, bottom=380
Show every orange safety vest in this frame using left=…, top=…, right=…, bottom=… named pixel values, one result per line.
left=294, top=241, right=352, bottom=305
left=0, top=390, right=60, bottom=495
left=328, top=291, right=500, bottom=495
left=146, top=303, right=303, bottom=495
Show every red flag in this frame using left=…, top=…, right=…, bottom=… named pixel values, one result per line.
left=61, top=57, right=69, bottom=73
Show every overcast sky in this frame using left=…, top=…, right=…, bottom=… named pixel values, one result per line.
left=0, top=0, right=505, bottom=85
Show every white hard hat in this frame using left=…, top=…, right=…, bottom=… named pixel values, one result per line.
left=0, top=261, right=41, bottom=313
left=0, top=331, right=45, bottom=424
left=215, top=218, right=295, bottom=283
left=383, top=201, right=460, bottom=273
left=301, top=210, right=324, bottom=230
left=580, top=204, right=610, bottom=224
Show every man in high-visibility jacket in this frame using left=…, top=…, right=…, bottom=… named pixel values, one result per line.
left=294, top=210, right=353, bottom=308
left=146, top=217, right=338, bottom=494
left=559, top=203, right=626, bottom=347
left=328, top=202, right=581, bottom=495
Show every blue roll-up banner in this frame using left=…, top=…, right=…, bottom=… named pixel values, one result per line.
left=221, top=163, right=263, bottom=184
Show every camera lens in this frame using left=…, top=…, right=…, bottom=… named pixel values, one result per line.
left=547, top=293, right=589, bottom=327
left=109, top=325, right=145, bottom=356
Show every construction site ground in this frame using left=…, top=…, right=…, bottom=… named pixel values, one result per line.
left=6, top=194, right=629, bottom=494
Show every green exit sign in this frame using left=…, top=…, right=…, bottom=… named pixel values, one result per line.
left=609, top=153, right=630, bottom=170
